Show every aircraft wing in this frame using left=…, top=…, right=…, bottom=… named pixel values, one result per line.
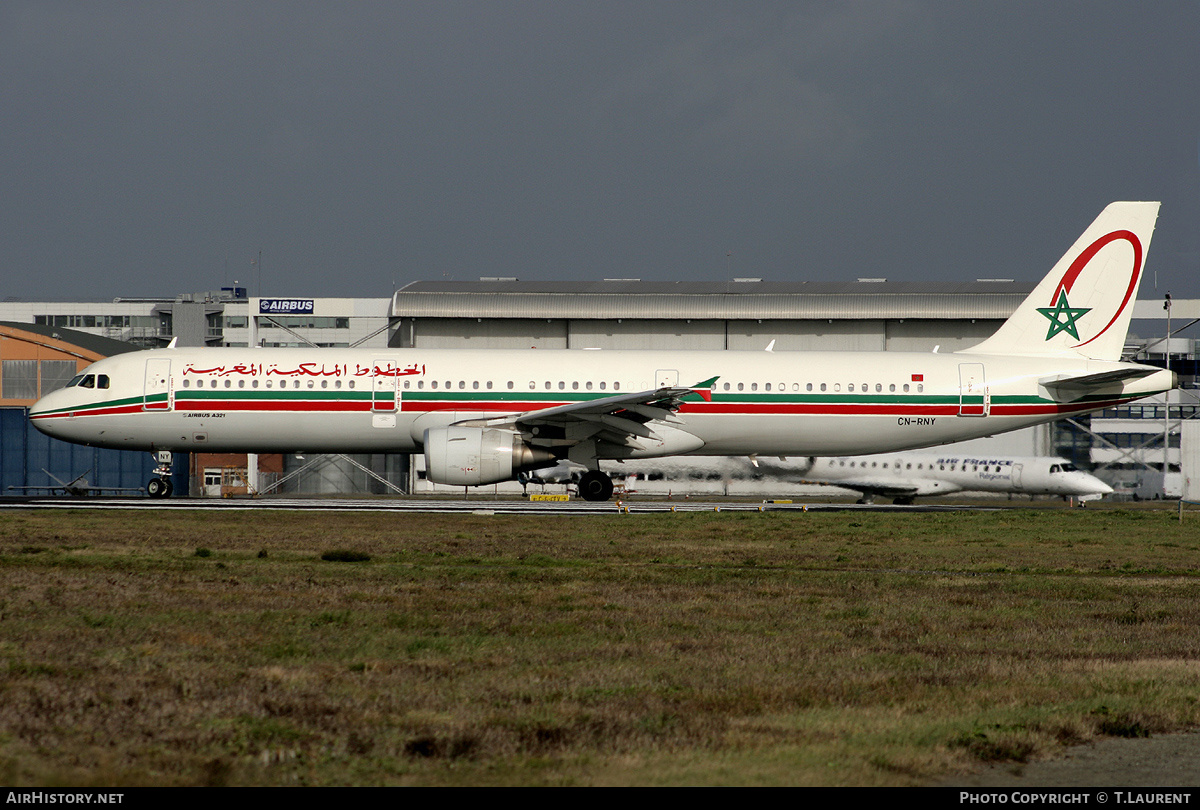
left=457, top=378, right=717, bottom=456
left=801, top=476, right=964, bottom=498
left=801, top=477, right=921, bottom=498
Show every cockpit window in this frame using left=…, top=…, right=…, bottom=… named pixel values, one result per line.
left=1049, top=465, right=1060, bottom=473
left=1062, top=463, right=1077, bottom=473
left=97, top=375, right=110, bottom=389
left=66, top=375, right=84, bottom=388
left=79, top=374, right=95, bottom=389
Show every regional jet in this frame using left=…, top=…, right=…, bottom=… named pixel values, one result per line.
left=29, top=202, right=1175, bottom=501
left=751, top=453, right=1112, bottom=504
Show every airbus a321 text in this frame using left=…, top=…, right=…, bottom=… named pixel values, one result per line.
left=31, top=202, right=1175, bottom=501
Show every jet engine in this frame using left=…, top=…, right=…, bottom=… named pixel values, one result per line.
left=424, top=426, right=555, bottom=486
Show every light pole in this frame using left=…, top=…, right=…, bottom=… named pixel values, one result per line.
left=1164, top=292, right=1172, bottom=492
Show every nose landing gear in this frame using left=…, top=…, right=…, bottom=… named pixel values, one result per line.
left=147, top=450, right=174, bottom=498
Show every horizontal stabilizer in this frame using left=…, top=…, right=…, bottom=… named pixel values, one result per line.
left=1039, top=367, right=1159, bottom=401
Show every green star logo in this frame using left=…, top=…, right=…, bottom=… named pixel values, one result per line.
left=1037, top=289, right=1091, bottom=341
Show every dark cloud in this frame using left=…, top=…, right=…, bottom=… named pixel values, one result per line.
left=2, top=1, right=1197, bottom=301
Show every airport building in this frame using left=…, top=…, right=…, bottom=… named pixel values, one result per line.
left=1, top=281, right=1194, bottom=500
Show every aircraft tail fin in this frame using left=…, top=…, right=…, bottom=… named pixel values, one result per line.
left=961, top=201, right=1160, bottom=361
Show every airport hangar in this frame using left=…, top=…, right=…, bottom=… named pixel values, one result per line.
left=4, top=279, right=1190, bottom=498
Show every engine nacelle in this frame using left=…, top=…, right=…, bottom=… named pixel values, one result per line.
left=424, top=426, right=555, bottom=486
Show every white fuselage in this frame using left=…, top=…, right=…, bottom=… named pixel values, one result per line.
left=756, top=453, right=1113, bottom=499
left=30, top=346, right=1172, bottom=461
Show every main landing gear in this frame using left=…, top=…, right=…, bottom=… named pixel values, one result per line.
left=147, top=450, right=174, bottom=499
left=576, top=469, right=614, bottom=502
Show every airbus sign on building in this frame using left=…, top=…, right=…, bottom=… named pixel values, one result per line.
left=259, top=299, right=315, bottom=315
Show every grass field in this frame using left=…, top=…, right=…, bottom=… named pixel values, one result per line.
left=2, top=503, right=1199, bottom=786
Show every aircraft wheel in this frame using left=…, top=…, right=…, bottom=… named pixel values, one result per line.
left=147, top=478, right=170, bottom=498
left=577, top=470, right=614, bottom=502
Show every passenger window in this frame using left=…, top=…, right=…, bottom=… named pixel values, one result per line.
left=182, top=379, right=190, bottom=388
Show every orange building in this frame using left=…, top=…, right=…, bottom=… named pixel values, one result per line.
left=0, top=322, right=138, bottom=405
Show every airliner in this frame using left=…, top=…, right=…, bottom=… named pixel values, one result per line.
left=30, top=202, right=1175, bottom=501
left=747, top=453, right=1112, bottom=504
left=521, top=452, right=1112, bottom=503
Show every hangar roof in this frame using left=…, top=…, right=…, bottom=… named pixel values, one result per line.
left=390, top=280, right=1036, bottom=320
left=0, top=321, right=140, bottom=360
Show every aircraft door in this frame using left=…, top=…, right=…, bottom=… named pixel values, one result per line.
left=656, top=369, right=679, bottom=389
left=957, top=363, right=988, bottom=417
left=372, top=358, right=398, bottom=413
left=1011, top=463, right=1024, bottom=490
left=143, top=358, right=172, bottom=411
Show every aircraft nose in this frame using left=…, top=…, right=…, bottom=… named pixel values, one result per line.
left=29, top=390, right=71, bottom=439
left=1080, top=474, right=1113, bottom=495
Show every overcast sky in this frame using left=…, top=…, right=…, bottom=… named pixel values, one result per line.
left=2, top=1, right=1198, bottom=303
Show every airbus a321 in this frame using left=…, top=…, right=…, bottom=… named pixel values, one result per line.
left=31, top=202, right=1175, bottom=501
